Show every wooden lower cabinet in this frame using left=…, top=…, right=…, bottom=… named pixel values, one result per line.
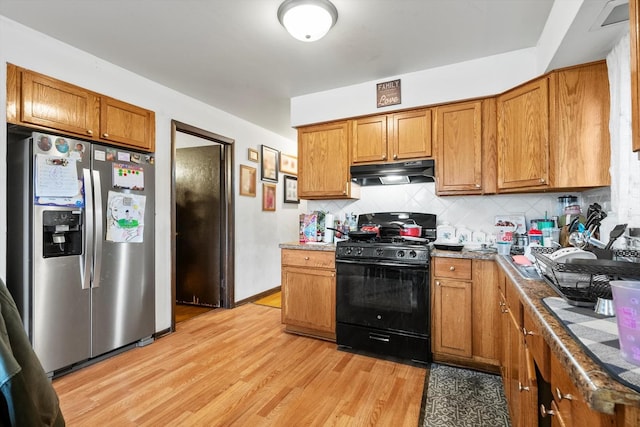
left=281, top=249, right=336, bottom=341
left=500, top=268, right=622, bottom=427
left=431, top=257, right=499, bottom=371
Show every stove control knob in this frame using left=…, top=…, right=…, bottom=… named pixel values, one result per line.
left=346, top=248, right=353, bottom=254
left=377, top=314, right=382, bottom=320
left=397, top=250, right=405, bottom=258
left=356, top=248, right=363, bottom=255
left=376, top=248, right=384, bottom=256
left=409, top=250, right=417, bottom=258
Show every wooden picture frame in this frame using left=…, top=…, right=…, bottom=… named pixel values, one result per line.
left=280, top=153, right=298, bottom=175
left=239, top=165, right=256, bottom=197
left=262, top=183, right=276, bottom=211
left=283, top=175, right=299, bottom=204
left=260, top=145, right=279, bottom=182
left=248, top=148, right=259, bottom=162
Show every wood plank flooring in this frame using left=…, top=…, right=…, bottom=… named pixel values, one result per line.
left=53, top=303, right=426, bottom=426
left=175, top=303, right=214, bottom=323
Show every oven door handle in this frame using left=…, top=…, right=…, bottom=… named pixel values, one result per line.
left=336, top=259, right=428, bottom=269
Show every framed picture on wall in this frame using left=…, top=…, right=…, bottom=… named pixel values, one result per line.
left=283, top=175, right=299, bottom=204
left=239, top=165, right=256, bottom=197
left=262, top=183, right=276, bottom=211
left=280, top=153, right=298, bottom=175
left=248, top=148, right=259, bottom=163
left=260, top=145, right=279, bottom=182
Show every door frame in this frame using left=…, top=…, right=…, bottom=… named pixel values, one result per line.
left=170, top=120, right=235, bottom=331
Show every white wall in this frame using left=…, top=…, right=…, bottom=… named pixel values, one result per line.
left=291, top=48, right=539, bottom=127
left=0, top=16, right=302, bottom=332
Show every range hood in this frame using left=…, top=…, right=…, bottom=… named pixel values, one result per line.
left=350, top=159, right=435, bottom=186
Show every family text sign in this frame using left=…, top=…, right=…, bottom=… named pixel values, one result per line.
left=376, top=79, right=401, bottom=108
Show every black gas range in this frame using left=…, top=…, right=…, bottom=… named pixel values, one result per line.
left=334, top=212, right=436, bottom=364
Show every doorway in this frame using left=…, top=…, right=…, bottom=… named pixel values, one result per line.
left=171, top=121, right=235, bottom=328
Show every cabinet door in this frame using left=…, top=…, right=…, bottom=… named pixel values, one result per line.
left=434, top=101, right=483, bottom=194
left=390, top=109, right=432, bottom=160
left=298, top=121, right=353, bottom=199
left=100, top=97, right=155, bottom=152
left=352, top=115, right=388, bottom=163
left=472, top=260, right=499, bottom=364
left=432, top=278, right=472, bottom=358
left=281, top=266, right=336, bottom=335
left=554, top=62, right=610, bottom=188
left=497, top=77, right=550, bottom=190
left=632, top=0, right=640, bottom=152
left=21, top=70, right=98, bottom=138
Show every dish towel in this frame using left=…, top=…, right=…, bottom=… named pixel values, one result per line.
left=543, top=296, right=640, bottom=393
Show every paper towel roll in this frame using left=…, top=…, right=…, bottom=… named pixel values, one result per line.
left=324, top=214, right=334, bottom=243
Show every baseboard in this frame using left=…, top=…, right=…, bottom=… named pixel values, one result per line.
left=234, top=285, right=281, bottom=307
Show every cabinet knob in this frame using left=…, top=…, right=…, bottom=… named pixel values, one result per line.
left=393, top=154, right=397, bottom=160
left=382, top=155, right=387, bottom=160
left=304, top=256, right=310, bottom=260
left=87, top=129, right=93, bottom=135
left=449, top=266, right=455, bottom=271
left=539, top=404, right=555, bottom=418
left=102, top=133, right=109, bottom=138
left=522, top=327, right=535, bottom=336
left=518, top=382, right=530, bottom=392
left=436, top=281, right=441, bottom=286
left=540, top=178, right=546, bottom=183
left=475, top=184, right=481, bottom=188
left=555, top=387, right=573, bottom=402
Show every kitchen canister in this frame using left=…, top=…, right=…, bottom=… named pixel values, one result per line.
left=610, top=281, right=640, bottom=366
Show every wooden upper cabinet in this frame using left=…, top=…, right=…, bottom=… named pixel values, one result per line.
left=351, top=109, right=432, bottom=164
left=552, top=62, right=610, bottom=188
left=100, top=97, right=155, bottom=152
left=298, top=121, right=359, bottom=199
left=497, top=76, right=551, bottom=191
left=352, top=115, right=388, bottom=163
left=390, top=109, right=432, bottom=160
left=631, top=0, right=640, bottom=152
left=434, top=100, right=483, bottom=194
left=20, top=69, right=99, bottom=138
left=6, top=64, right=156, bottom=153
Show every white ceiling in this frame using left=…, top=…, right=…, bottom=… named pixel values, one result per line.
left=0, top=0, right=629, bottom=140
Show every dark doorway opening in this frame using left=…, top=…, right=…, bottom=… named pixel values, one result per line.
left=171, top=121, right=234, bottom=328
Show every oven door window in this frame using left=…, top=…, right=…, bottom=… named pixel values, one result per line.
left=336, top=260, right=429, bottom=335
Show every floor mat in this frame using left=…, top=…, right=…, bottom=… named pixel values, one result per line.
left=419, top=363, right=510, bottom=427
left=253, top=291, right=281, bottom=308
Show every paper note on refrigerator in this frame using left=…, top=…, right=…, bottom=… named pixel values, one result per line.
left=112, top=163, right=144, bottom=190
left=105, top=191, right=146, bottom=243
left=35, top=155, right=80, bottom=198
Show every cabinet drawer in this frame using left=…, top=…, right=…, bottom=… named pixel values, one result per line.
left=282, top=249, right=335, bottom=269
left=433, top=257, right=472, bottom=280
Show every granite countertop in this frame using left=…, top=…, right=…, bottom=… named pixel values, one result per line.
left=279, top=242, right=337, bottom=251
left=495, top=255, right=640, bottom=414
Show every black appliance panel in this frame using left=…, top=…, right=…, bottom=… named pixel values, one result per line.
left=335, top=259, right=429, bottom=335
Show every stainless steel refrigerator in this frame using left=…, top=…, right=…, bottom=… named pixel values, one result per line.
left=7, top=131, right=155, bottom=376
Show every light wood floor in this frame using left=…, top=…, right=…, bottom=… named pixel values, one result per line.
left=175, top=303, right=214, bottom=323
left=53, top=303, right=427, bottom=426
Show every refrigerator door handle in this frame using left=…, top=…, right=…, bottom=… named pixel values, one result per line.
left=92, top=170, right=103, bottom=288
left=82, top=169, right=93, bottom=290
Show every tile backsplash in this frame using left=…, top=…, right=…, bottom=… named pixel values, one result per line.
left=307, top=183, right=611, bottom=238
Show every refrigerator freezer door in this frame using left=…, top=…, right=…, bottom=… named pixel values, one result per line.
left=33, top=205, right=92, bottom=373
left=90, top=145, right=155, bottom=357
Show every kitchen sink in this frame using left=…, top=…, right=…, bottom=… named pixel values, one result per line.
left=503, top=255, right=543, bottom=281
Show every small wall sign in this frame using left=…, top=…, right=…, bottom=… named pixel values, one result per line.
left=376, top=79, right=401, bottom=108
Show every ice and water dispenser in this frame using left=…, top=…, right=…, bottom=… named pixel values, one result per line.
left=42, top=210, right=82, bottom=258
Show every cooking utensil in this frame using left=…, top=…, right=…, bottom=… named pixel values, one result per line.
left=604, top=224, right=628, bottom=250
left=326, top=227, right=378, bottom=241
left=383, top=221, right=423, bottom=237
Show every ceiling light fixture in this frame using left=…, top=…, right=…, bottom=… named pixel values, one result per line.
left=277, top=0, right=338, bottom=42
